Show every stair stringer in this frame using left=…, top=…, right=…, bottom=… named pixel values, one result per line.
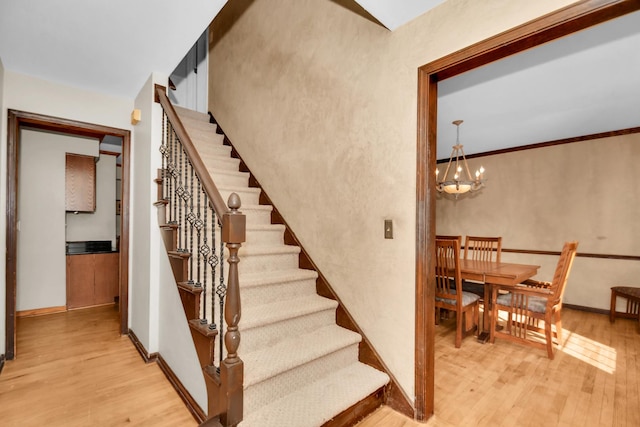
left=154, top=185, right=226, bottom=423
left=153, top=205, right=212, bottom=423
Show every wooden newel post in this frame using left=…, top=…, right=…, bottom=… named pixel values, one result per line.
left=220, top=193, right=245, bottom=427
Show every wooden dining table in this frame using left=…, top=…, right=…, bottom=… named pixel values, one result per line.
left=458, top=259, right=540, bottom=342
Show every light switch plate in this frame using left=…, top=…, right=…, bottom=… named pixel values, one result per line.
left=384, top=219, right=393, bottom=239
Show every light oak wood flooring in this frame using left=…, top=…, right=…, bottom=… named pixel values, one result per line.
left=0, top=305, right=197, bottom=427
left=2, top=306, right=637, bottom=426
left=358, top=308, right=640, bottom=427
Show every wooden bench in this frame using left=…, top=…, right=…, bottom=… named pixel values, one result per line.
left=610, top=286, right=640, bottom=332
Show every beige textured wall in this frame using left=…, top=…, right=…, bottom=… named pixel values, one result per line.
left=437, top=135, right=640, bottom=310
left=207, top=0, right=578, bottom=399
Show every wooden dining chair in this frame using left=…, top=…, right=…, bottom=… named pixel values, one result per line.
left=462, top=236, right=502, bottom=297
left=434, top=236, right=462, bottom=322
left=436, top=235, right=462, bottom=245
left=464, top=235, right=502, bottom=263
left=435, top=238, right=480, bottom=348
left=489, top=241, right=578, bottom=359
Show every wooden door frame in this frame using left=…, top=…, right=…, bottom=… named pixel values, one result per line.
left=5, top=109, right=131, bottom=359
left=414, top=0, right=640, bottom=420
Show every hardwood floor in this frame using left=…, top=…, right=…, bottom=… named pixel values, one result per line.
left=2, top=306, right=637, bottom=426
left=0, top=305, right=197, bottom=427
left=358, top=308, right=640, bottom=427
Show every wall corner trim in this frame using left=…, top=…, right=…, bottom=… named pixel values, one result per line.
left=127, top=330, right=205, bottom=423
left=157, top=355, right=207, bottom=424
left=127, top=328, right=158, bottom=363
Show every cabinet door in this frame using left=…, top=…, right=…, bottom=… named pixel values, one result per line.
left=65, top=154, right=96, bottom=212
left=66, top=254, right=95, bottom=309
left=94, top=253, right=119, bottom=305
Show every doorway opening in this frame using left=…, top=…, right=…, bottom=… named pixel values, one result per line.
left=5, top=110, right=131, bottom=359
left=413, top=0, right=640, bottom=420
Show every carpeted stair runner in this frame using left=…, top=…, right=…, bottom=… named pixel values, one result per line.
left=172, top=106, right=389, bottom=426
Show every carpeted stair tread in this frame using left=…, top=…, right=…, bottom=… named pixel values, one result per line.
left=218, top=187, right=261, bottom=205
left=191, top=143, right=232, bottom=158
left=240, top=203, right=273, bottom=213
left=176, top=112, right=210, bottom=124
left=174, top=105, right=210, bottom=122
left=240, top=268, right=317, bottom=288
left=240, top=242, right=300, bottom=254
left=244, top=224, right=286, bottom=245
left=243, top=324, right=361, bottom=386
left=239, top=269, right=318, bottom=307
left=239, top=244, right=300, bottom=257
left=241, top=362, right=390, bottom=427
left=180, top=117, right=218, bottom=130
left=239, top=204, right=274, bottom=225
left=198, top=154, right=240, bottom=169
left=189, top=130, right=225, bottom=147
left=217, top=184, right=260, bottom=194
left=198, top=150, right=238, bottom=163
left=182, top=122, right=219, bottom=135
left=207, top=168, right=250, bottom=180
left=241, top=294, right=337, bottom=330
left=207, top=169, right=250, bottom=187
left=245, top=223, right=286, bottom=232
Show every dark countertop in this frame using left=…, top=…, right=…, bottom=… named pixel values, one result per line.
left=66, top=250, right=119, bottom=255
left=66, top=240, right=118, bottom=255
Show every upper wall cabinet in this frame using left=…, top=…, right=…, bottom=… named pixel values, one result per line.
left=66, top=154, right=96, bottom=212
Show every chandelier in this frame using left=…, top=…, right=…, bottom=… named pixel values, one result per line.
left=436, top=120, right=485, bottom=197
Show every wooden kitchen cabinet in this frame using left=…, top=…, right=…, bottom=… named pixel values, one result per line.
left=66, top=253, right=119, bottom=309
left=65, top=154, right=96, bottom=212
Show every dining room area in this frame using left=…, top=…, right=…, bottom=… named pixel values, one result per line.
left=428, top=223, right=639, bottom=425
left=411, top=4, right=640, bottom=426
left=433, top=234, right=576, bottom=355
left=428, top=120, right=640, bottom=425
left=356, top=297, right=638, bottom=427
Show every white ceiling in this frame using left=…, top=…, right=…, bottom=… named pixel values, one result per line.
left=0, top=1, right=637, bottom=161
left=0, top=0, right=226, bottom=99
left=436, top=9, right=640, bottom=160
left=355, top=0, right=445, bottom=31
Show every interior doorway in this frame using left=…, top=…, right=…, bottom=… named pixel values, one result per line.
left=5, top=110, right=131, bottom=359
left=413, top=1, right=640, bottom=421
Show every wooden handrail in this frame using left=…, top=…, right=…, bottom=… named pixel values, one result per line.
left=155, top=85, right=229, bottom=218
left=154, top=85, right=245, bottom=426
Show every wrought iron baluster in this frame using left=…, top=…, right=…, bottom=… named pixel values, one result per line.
left=185, top=159, right=195, bottom=284
left=168, top=126, right=178, bottom=224
left=160, top=112, right=168, bottom=201
left=177, top=145, right=185, bottom=251
left=194, top=179, right=203, bottom=290
left=200, top=192, right=210, bottom=324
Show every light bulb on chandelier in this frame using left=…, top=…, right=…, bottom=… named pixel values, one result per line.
left=435, top=120, right=486, bottom=198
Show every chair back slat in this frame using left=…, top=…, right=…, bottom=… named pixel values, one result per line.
left=436, top=235, right=462, bottom=245
left=549, top=241, right=579, bottom=305
left=435, top=238, right=462, bottom=307
left=464, top=236, right=502, bottom=263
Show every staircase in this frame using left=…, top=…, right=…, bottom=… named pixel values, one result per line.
left=163, top=104, right=390, bottom=426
